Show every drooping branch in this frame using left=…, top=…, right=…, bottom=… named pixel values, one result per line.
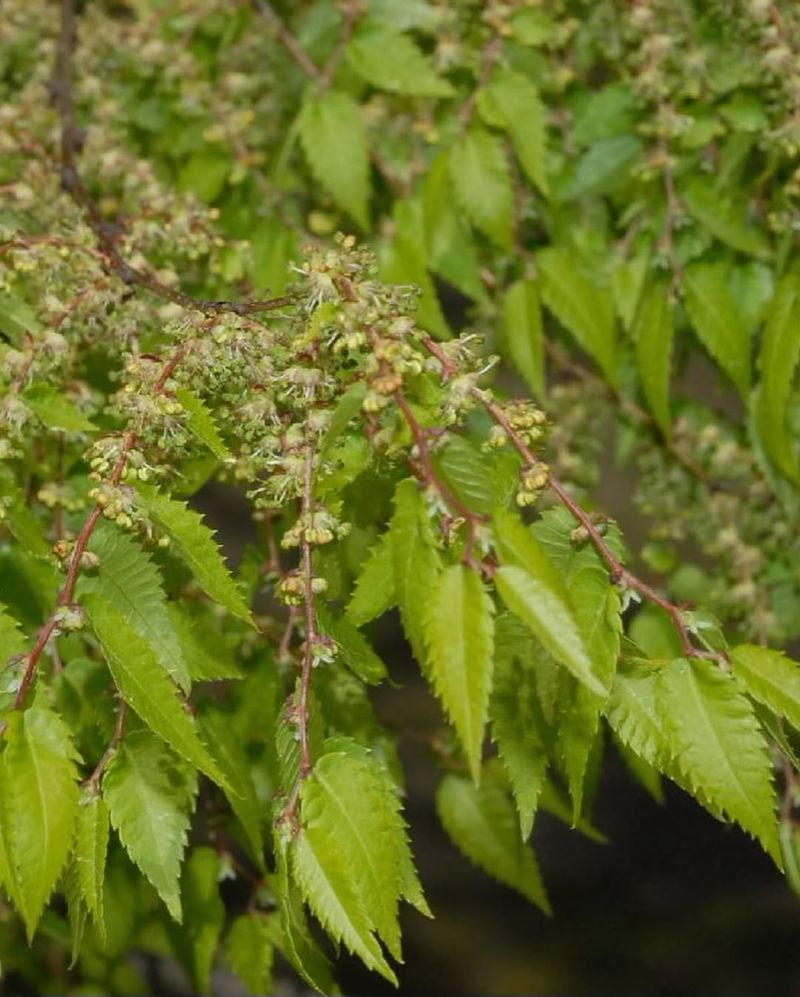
left=421, top=337, right=721, bottom=661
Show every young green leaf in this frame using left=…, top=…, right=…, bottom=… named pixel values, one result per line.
left=316, top=605, right=387, bottom=684
left=683, top=262, right=751, bottom=399
left=612, top=251, right=649, bottom=333
left=537, top=246, right=617, bottom=385
left=634, top=281, right=673, bottom=439
left=299, top=89, right=370, bottom=230
left=166, top=604, right=243, bottom=682
left=433, top=435, right=516, bottom=516
left=22, top=385, right=96, bottom=433
left=754, top=274, right=800, bottom=480
left=682, top=178, right=769, bottom=258
left=79, top=519, right=190, bottom=690
left=137, top=489, right=253, bottom=625
left=73, top=790, right=110, bottom=942
left=564, top=135, right=642, bottom=200
left=658, top=657, right=779, bottom=861
left=225, top=912, right=274, bottom=997
left=291, top=828, right=397, bottom=983
left=300, top=748, right=415, bottom=960
left=1, top=706, right=81, bottom=939
left=345, top=532, right=396, bottom=626
left=346, top=27, right=454, bottom=97
left=501, top=278, right=544, bottom=399
left=477, top=69, right=549, bottom=196
left=730, top=644, right=800, bottom=730
left=171, top=847, right=225, bottom=995
left=84, top=595, right=228, bottom=790
left=493, top=511, right=607, bottom=696
left=425, top=564, right=494, bottom=782
left=175, top=388, right=230, bottom=460
left=449, top=128, right=514, bottom=249
left=102, top=730, right=198, bottom=922
left=0, top=601, right=26, bottom=663
left=436, top=770, right=551, bottom=913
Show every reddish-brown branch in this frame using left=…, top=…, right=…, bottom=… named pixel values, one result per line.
left=84, top=701, right=127, bottom=791
left=421, top=337, right=720, bottom=661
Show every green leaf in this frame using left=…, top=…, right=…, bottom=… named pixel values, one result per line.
left=291, top=827, right=397, bottom=983
left=682, top=178, right=769, bottom=258
left=683, top=262, right=751, bottom=399
left=449, top=128, right=514, bottom=248
left=301, top=748, right=416, bottom=961
left=79, top=519, right=190, bottom=690
left=166, top=604, right=243, bottom=682
left=501, top=278, right=544, bottom=398
left=0, top=602, right=26, bottom=664
left=658, top=657, right=779, bottom=861
left=275, top=844, right=336, bottom=994
left=537, top=246, right=617, bottom=385
left=84, top=595, right=228, bottom=790
left=755, top=274, right=800, bottom=479
left=225, top=913, right=274, bottom=997
left=563, top=134, right=642, bottom=200
left=606, top=658, right=671, bottom=771
left=634, top=281, right=674, bottom=439
left=4, top=499, right=50, bottom=558
left=299, top=89, right=370, bottom=230
left=22, top=385, right=95, bottom=433
left=0, top=293, right=42, bottom=343
left=316, top=605, right=387, bottom=684
left=102, top=730, right=198, bottom=922
left=390, top=479, right=442, bottom=668
left=436, top=770, right=551, bottom=913
left=73, top=791, right=109, bottom=942
left=347, top=27, right=453, bottom=97
left=433, top=435, right=516, bottom=516
left=491, top=641, right=551, bottom=838
left=730, top=644, right=800, bottom=731
left=612, top=251, right=649, bottom=333
left=477, top=69, right=549, bottom=197
left=138, top=489, right=253, bottom=625
left=175, top=388, right=230, bottom=460
left=345, top=532, right=396, bottom=626
left=425, top=564, right=494, bottom=782
left=1, top=706, right=80, bottom=939
left=493, top=511, right=607, bottom=696
left=320, top=381, right=367, bottom=455
left=172, top=847, right=225, bottom=995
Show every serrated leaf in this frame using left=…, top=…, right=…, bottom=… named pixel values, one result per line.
left=390, top=479, right=442, bottom=669
left=436, top=771, right=550, bottom=913
left=0, top=602, right=26, bottom=664
left=300, top=749, right=414, bottom=960
left=683, top=261, right=751, bottom=399
left=423, top=151, right=487, bottom=303
left=491, top=648, right=551, bottom=839
left=612, top=251, right=649, bottom=333
left=299, top=89, right=370, bottom=230
left=22, top=385, right=95, bottom=433
left=1, top=706, right=80, bottom=939
left=5, top=499, right=50, bottom=558
left=0, top=293, right=42, bottom=343
left=658, top=657, right=779, bottom=861
left=612, top=732, right=664, bottom=803
left=175, top=388, right=230, bottom=460
left=172, top=847, right=225, bottom=995
left=346, top=532, right=396, bottom=626
left=320, top=381, right=367, bottom=455
left=73, top=791, right=109, bottom=942
left=449, top=128, right=514, bottom=248
left=225, top=912, right=274, bottom=996
left=433, top=435, right=516, bottom=516
left=493, top=511, right=607, bottom=696
left=682, top=178, right=769, bottom=258
left=275, top=844, right=336, bottom=994
left=477, top=69, right=549, bottom=197
left=102, top=730, right=197, bottom=922
left=755, top=275, right=800, bottom=480
left=425, top=564, right=494, bottom=782
left=634, top=281, right=673, bottom=439
left=84, top=595, right=228, bottom=790
left=537, top=246, right=616, bottom=384
left=730, top=644, right=800, bottom=731
left=316, top=605, right=387, bottom=684
left=291, top=827, right=397, bottom=983
left=501, top=278, right=544, bottom=398
left=79, top=519, right=190, bottom=690
left=137, top=489, right=253, bottom=625
left=347, top=27, right=453, bottom=97
left=606, top=658, right=670, bottom=770
left=198, top=709, right=264, bottom=865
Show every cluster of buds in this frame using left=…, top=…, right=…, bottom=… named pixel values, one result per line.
left=516, top=462, right=551, bottom=507
left=280, top=508, right=350, bottom=549
left=53, top=604, right=86, bottom=634
left=52, top=539, right=100, bottom=573
left=37, top=481, right=85, bottom=513
left=87, top=481, right=139, bottom=529
left=277, top=570, right=328, bottom=606
left=487, top=400, right=548, bottom=450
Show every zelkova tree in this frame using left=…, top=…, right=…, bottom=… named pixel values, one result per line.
left=3, top=0, right=800, bottom=992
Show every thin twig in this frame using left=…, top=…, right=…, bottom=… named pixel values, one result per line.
left=84, top=701, right=127, bottom=791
